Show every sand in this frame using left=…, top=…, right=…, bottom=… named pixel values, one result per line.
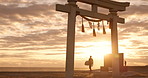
left=0, top=66, right=147, bottom=78
left=0, top=71, right=89, bottom=78
left=0, top=71, right=147, bottom=78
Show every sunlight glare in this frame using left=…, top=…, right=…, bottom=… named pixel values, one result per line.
left=79, top=41, right=112, bottom=59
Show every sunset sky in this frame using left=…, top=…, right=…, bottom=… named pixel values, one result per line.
left=0, top=0, right=147, bottom=69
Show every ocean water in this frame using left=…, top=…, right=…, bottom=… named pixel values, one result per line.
left=0, top=67, right=88, bottom=72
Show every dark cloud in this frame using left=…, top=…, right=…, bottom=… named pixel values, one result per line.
left=0, top=3, right=59, bottom=38
left=120, top=5, right=148, bottom=16
left=0, top=29, right=66, bottom=49
left=119, top=21, right=148, bottom=34
left=0, top=52, right=35, bottom=58
left=118, top=4, right=148, bottom=59
left=0, top=0, right=31, bottom=3
left=0, top=54, right=27, bottom=58
left=118, top=36, right=130, bottom=40
left=0, top=4, right=55, bottom=18
left=118, top=5, right=148, bottom=37
left=130, top=40, right=144, bottom=46
left=123, top=40, right=147, bottom=51
left=0, top=46, right=66, bottom=51
left=138, top=32, right=148, bottom=36
left=45, top=53, right=66, bottom=55
left=45, top=51, right=84, bottom=55
left=137, top=47, right=148, bottom=49
left=0, top=0, right=40, bottom=5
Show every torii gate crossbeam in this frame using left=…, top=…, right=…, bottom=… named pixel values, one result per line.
left=56, top=4, right=125, bottom=23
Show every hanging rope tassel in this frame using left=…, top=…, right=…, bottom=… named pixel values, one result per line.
left=97, top=21, right=100, bottom=30
left=81, top=17, right=85, bottom=32
left=93, top=29, right=96, bottom=37
left=93, top=22, right=96, bottom=37
left=88, top=21, right=92, bottom=29
left=102, top=21, right=106, bottom=34
left=82, top=24, right=85, bottom=32
left=109, top=19, right=113, bottom=29
left=107, top=21, right=110, bottom=29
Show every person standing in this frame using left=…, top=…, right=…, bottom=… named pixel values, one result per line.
left=88, top=56, right=93, bottom=72
left=125, top=60, right=127, bottom=66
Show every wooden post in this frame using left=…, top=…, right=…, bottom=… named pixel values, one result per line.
left=92, top=4, right=97, bottom=13
left=110, top=9, right=120, bottom=78
left=66, top=1, right=77, bottom=78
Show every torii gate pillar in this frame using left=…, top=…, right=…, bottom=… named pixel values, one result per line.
left=65, top=0, right=77, bottom=78
left=110, top=9, right=120, bottom=78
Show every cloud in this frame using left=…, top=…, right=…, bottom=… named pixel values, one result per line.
left=0, top=54, right=27, bottom=58
left=0, top=0, right=53, bottom=5
left=0, top=3, right=59, bottom=38
left=45, top=53, right=66, bottom=55
left=45, top=51, right=84, bottom=55
left=0, top=52, right=35, bottom=58
left=130, top=40, right=144, bottom=46
left=0, top=4, right=55, bottom=18
left=0, top=29, right=67, bottom=50
left=122, top=5, right=148, bottom=16
left=118, top=5, right=148, bottom=43
left=0, top=58, right=65, bottom=67
left=0, top=2, right=68, bottom=52
left=0, top=0, right=147, bottom=67
left=138, top=32, right=148, bottom=36
left=0, top=0, right=32, bottom=3
left=137, top=47, right=148, bottom=49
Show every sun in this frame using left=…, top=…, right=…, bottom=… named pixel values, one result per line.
left=78, top=41, right=112, bottom=59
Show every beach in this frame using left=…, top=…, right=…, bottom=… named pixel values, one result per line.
left=0, top=71, right=90, bottom=78
left=0, top=66, right=147, bottom=78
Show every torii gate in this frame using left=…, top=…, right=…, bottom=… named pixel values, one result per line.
left=56, top=0, right=130, bottom=78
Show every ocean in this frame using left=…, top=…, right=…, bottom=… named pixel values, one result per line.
left=0, top=67, right=89, bottom=72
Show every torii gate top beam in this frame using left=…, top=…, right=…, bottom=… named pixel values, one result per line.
left=77, top=0, right=129, bottom=11
left=56, top=4, right=125, bottom=23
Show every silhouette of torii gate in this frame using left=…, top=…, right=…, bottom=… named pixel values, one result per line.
left=56, top=0, right=130, bottom=78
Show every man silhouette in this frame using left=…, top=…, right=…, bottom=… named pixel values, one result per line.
left=88, top=56, right=93, bottom=72
left=125, top=61, right=127, bottom=66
